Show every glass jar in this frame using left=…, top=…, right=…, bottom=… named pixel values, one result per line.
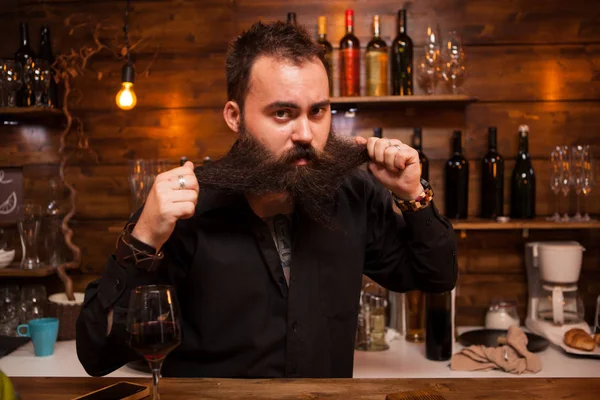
left=485, top=300, right=520, bottom=330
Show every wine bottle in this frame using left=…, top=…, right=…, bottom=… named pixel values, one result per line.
left=373, top=127, right=383, bottom=138
left=510, top=125, right=536, bottom=219
left=15, top=22, right=36, bottom=107
left=444, top=130, right=469, bottom=219
left=391, top=9, right=413, bottom=96
left=425, top=291, right=453, bottom=361
left=317, top=16, right=334, bottom=97
left=339, top=9, right=360, bottom=97
left=286, top=12, right=297, bottom=25
left=412, top=128, right=429, bottom=181
left=481, top=127, right=504, bottom=219
left=365, top=15, right=388, bottom=96
left=39, top=25, right=59, bottom=108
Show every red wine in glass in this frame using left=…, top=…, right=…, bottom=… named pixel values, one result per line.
left=126, top=285, right=181, bottom=400
left=128, top=320, right=181, bottom=362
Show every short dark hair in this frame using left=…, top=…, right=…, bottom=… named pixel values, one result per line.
left=226, top=21, right=328, bottom=110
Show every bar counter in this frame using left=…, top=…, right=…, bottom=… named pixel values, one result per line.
left=11, top=376, right=600, bottom=399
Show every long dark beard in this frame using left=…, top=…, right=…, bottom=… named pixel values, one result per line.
left=194, top=125, right=370, bottom=224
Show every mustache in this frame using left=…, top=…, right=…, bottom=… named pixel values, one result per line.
left=280, top=144, right=317, bottom=164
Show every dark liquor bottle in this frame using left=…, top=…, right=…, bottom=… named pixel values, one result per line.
left=317, top=16, right=334, bottom=97
left=339, top=9, right=360, bottom=97
left=412, top=128, right=429, bottom=181
left=15, top=22, right=36, bottom=107
left=38, top=25, right=59, bottom=108
left=425, top=291, right=453, bottom=361
left=391, top=9, right=413, bottom=96
left=481, top=127, right=504, bottom=219
left=365, top=15, right=388, bottom=96
left=373, top=127, right=383, bottom=138
left=286, top=12, right=297, bottom=25
left=510, top=125, right=536, bottom=219
left=445, top=130, right=469, bottom=219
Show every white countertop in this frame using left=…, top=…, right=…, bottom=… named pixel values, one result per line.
left=1, top=328, right=599, bottom=379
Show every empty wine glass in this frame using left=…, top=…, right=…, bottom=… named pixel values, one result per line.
left=581, top=145, right=594, bottom=221
left=441, top=31, right=466, bottom=95
left=558, top=146, right=572, bottom=222
left=3, top=61, right=23, bottom=108
left=417, top=26, right=442, bottom=95
left=547, top=146, right=562, bottom=222
left=31, top=59, right=51, bottom=108
left=17, top=204, right=42, bottom=270
left=126, top=285, right=181, bottom=400
left=128, top=160, right=149, bottom=215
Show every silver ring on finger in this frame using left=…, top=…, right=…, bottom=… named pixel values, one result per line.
left=178, top=175, right=186, bottom=190
left=394, top=144, right=402, bottom=151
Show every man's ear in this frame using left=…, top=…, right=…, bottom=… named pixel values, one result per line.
left=223, top=101, right=241, bottom=133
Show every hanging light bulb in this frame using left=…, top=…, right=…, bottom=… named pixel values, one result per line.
left=115, top=0, right=137, bottom=110
left=116, top=63, right=137, bottom=110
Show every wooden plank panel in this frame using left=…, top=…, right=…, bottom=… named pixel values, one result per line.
left=1, top=108, right=234, bottom=166
left=0, top=1, right=235, bottom=57
left=70, top=53, right=227, bottom=111
left=236, top=0, right=600, bottom=46
left=52, top=157, right=600, bottom=220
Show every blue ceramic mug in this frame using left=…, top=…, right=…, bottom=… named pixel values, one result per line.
left=17, top=317, right=59, bottom=357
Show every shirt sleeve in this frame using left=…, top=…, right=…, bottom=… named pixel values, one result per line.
left=76, top=216, right=195, bottom=377
left=362, top=176, right=458, bottom=293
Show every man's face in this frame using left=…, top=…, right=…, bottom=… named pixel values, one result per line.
left=241, top=55, right=331, bottom=163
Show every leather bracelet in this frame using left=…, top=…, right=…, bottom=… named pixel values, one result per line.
left=116, top=223, right=164, bottom=271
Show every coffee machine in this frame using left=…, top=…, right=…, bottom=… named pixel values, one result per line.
left=525, top=241, right=589, bottom=344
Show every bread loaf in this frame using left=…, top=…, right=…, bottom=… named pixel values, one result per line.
left=594, top=333, right=600, bottom=347
left=563, top=328, right=595, bottom=351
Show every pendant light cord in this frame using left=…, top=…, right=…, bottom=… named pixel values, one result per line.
left=123, top=0, right=132, bottom=65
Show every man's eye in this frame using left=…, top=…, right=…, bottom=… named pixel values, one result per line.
left=275, top=110, right=290, bottom=119
left=311, top=107, right=325, bottom=116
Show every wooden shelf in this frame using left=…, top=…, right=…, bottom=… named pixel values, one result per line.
left=0, top=107, right=64, bottom=126
left=330, top=94, right=477, bottom=108
left=0, top=262, right=77, bottom=278
left=451, top=218, right=600, bottom=231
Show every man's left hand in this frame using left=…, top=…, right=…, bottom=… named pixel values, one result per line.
left=355, top=136, right=423, bottom=200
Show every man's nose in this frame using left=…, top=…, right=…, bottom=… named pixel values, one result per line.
left=291, top=117, right=314, bottom=144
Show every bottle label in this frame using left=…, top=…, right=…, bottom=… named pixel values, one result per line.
left=340, top=48, right=360, bottom=96
left=366, top=51, right=388, bottom=96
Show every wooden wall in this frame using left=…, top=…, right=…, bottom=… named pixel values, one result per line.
left=1, top=0, right=600, bottom=326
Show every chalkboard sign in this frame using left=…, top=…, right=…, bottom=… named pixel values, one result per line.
left=0, top=168, right=23, bottom=224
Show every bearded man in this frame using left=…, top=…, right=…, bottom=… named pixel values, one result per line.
left=76, top=21, right=457, bottom=378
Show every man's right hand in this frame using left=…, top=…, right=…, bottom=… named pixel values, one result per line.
left=132, top=161, right=199, bottom=250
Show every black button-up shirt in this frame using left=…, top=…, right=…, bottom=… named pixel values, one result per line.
left=76, top=171, right=457, bottom=378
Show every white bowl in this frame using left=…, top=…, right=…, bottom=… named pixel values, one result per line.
left=0, top=250, right=15, bottom=268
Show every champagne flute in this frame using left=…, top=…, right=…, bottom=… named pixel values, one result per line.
left=558, top=145, right=571, bottom=222
left=126, top=285, right=181, bottom=400
left=571, top=145, right=585, bottom=221
left=547, top=146, right=562, bottom=222
left=582, top=145, right=594, bottom=221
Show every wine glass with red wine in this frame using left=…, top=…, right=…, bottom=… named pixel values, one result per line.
left=126, top=285, right=181, bottom=400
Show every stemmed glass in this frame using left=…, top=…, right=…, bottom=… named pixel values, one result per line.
left=416, top=26, right=442, bottom=95
left=17, top=204, right=42, bottom=270
left=547, top=146, right=562, bottom=222
left=31, top=59, right=51, bottom=107
left=571, top=145, right=585, bottom=221
left=441, top=31, right=466, bottom=94
left=126, top=285, right=181, bottom=400
left=3, top=61, right=24, bottom=108
left=581, top=145, right=594, bottom=221
left=558, top=145, right=572, bottom=222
